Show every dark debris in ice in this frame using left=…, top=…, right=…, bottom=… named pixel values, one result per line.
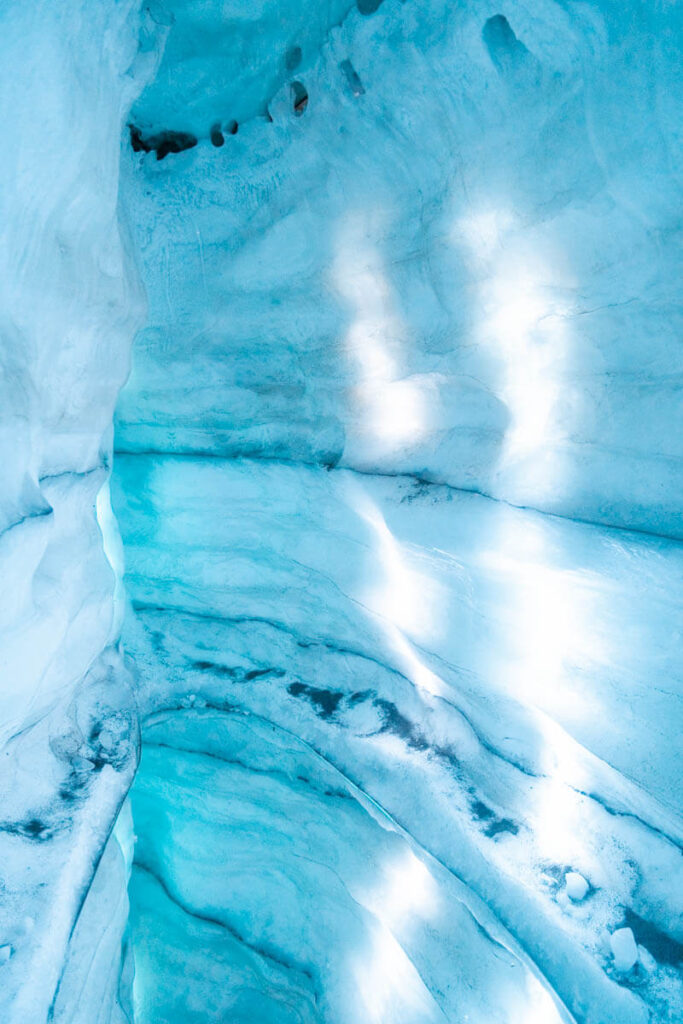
left=288, top=682, right=344, bottom=719
left=471, top=798, right=520, bottom=838
left=129, top=125, right=198, bottom=161
left=623, top=909, right=683, bottom=967
left=0, top=817, right=53, bottom=842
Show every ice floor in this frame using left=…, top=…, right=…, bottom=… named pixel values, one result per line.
left=112, top=455, right=683, bottom=1023
left=1, top=0, right=681, bottom=1022
left=4, top=459, right=681, bottom=1022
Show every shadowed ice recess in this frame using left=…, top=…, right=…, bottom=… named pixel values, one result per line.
left=0, top=1, right=681, bottom=1023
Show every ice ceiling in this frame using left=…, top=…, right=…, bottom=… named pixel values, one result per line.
left=0, top=1, right=682, bottom=1023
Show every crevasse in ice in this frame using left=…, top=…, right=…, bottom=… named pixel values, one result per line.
left=1, top=1, right=682, bottom=1023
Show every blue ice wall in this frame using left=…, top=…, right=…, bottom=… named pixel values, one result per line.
left=112, top=2, right=683, bottom=1023
left=117, top=0, right=683, bottom=537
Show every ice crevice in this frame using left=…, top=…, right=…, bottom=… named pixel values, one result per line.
left=1, top=0, right=682, bottom=1022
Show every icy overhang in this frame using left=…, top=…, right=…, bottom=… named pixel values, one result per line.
left=131, top=0, right=355, bottom=140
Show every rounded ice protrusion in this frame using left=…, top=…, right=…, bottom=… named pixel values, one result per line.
left=610, top=927, right=638, bottom=972
left=565, top=871, right=589, bottom=901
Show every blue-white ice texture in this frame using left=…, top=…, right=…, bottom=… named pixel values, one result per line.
left=0, top=1, right=681, bottom=1023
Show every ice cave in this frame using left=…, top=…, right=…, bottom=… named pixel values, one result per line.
left=1, top=1, right=682, bottom=1022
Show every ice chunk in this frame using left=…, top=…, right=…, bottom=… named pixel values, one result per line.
left=610, top=928, right=639, bottom=972
left=565, top=871, right=589, bottom=902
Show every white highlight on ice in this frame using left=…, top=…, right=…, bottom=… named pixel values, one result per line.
left=481, top=513, right=604, bottom=719
left=456, top=205, right=572, bottom=501
left=349, top=483, right=446, bottom=697
left=354, top=927, right=435, bottom=1022
left=480, top=509, right=608, bottom=866
left=519, top=974, right=570, bottom=1024
left=354, top=850, right=439, bottom=1021
left=379, top=849, right=438, bottom=926
left=332, top=213, right=431, bottom=458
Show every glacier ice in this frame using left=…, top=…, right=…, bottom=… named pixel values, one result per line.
left=611, top=928, right=640, bottom=975
left=565, top=872, right=589, bottom=903
left=1, top=0, right=682, bottom=1023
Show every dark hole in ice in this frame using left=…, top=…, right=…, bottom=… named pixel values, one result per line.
left=471, top=799, right=495, bottom=821
left=227, top=119, right=238, bottom=135
left=129, top=125, right=147, bottom=153
left=623, top=909, right=683, bottom=966
left=244, top=667, right=285, bottom=681
left=25, top=818, right=47, bottom=837
left=210, top=123, right=224, bottom=147
left=291, top=81, right=308, bottom=116
left=357, top=0, right=384, bottom=14
left=471, top=798, right=519, bottom=837
left=285, top=45, right=302, bottom=71
left=129, top=125, right=198, bottom=160
left=192, top=658, right=237, bottom=678
left=482, top=14, right=530, bottom=70
left=374, top=698, right=429, bottom=751
left=340, top=59, right=365, bottom=96
left=483, top=14, right=517, bottom=49
left=484, top=817, right=519, bottom=838
left=154, top=132, right=197, bottom=160
left=2, top=817, right=51, bottom=840
left=288, top=682, right=343, bottom=718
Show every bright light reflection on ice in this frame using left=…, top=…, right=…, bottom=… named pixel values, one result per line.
left=333, top=213, right=432, bottom=458
left=520, top=973, right=571, bottom=1024
left=354, top=927, right=436, bottom=1023
left=376, top=849, right=438, bottom=927
left=353, top=851, right=439, bottom=1022
left=529, top=715, right=594, bottom=864
left=349, top=482, right=446, bottom=697
left=456, top=206, right=573, bottom=502
left=481, top=517, right=605, bottom=719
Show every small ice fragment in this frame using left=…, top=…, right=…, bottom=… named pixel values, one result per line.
left=98, top=728, right=116, bottom=751
left=565, top=871, right=588, bottom=901
left=0, top=945, right=12, bottom=963
left=610, top=927, right=638, bottom=972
